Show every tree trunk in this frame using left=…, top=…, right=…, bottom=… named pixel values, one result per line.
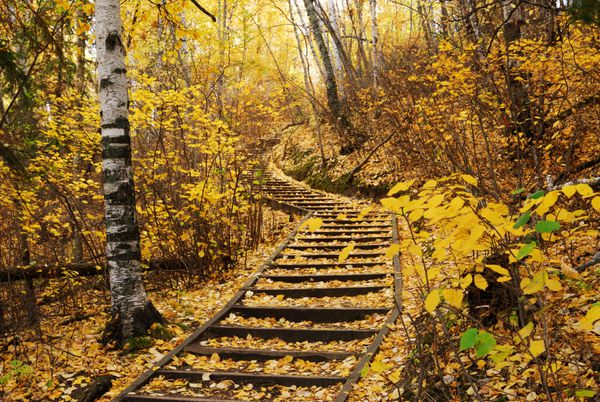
left=327, top=0, right=345, bottom=91
left=369, top=0, right=379, bottom=86
left=303, top=0, right=361, bottom=153
left=95, top=0, right=162, bottom=343
left=352, top=0, right=370, bottom=75
left=290, top=0, right=326, bottom=167
left=294, top=0, right=326, bottom=80
left=502, top=1, right=533, bottom=139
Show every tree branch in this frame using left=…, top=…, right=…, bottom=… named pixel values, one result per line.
left=190, top=0, right=217, bottom=22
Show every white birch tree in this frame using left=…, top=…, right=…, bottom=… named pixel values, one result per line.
left=95, top=0, right=162, bottom=343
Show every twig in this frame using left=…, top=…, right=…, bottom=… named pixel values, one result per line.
left=576, top=251, right=600, bottom=272
left=189, top=0, right=217, bottom=22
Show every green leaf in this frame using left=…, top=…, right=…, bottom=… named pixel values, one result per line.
left=530, top=190, right=545, bottom=199
left=511, top=188, right=525, bottom=195
left=575, top=390, right=597, bottom=398
left=475, top=332, right=497, bottom=358
left=516, top=241, right=537, bottom=260
left=459, top=328, right=478, bottom=351
left=513, top=211, right=531, bottom=229
left=535, top=220, right=560, bottom=233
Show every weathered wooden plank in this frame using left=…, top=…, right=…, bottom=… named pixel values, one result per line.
left=204, top=325, right=377, bottom=341
left=250, top=285, right=388, bottom=297
left=260, top=272, right=390, bottom=282
left=227, top=305, right=390, bottom=322
left=155, top=369, right=346, bottom=386
left=184, top=345, right=357, bottom=361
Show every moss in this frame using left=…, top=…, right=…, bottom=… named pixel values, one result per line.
left=122, top=336, right=152, bottom=352
left=284, top=156, right=318, bottom=181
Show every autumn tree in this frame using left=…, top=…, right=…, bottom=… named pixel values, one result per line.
left=95, top=0, right=162, bottom=343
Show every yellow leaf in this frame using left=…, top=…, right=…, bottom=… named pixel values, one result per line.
left=535, top=191, right=559, bottom=216
left=423, top=179, right=437, bottom=189
left=408, top=208, right=423, bottom=221
left=560, top=260, right=581, bottom=279
left=546, top=277, right=562, bottom=291
left=497, top=276, right=512, bottom=283
left=338, top=242, right=355, bottom=263
left=336, top=213, right=347, bottom=220
left=303, top=218, right=324, bottom=232
left=461, top=174, right=478, bottom=186
left=387, top=369, right=401, bottom=383
left=371, top=360, right=391, bottom=373
left=474, top=274, right=488, bottom=290
left=427, top=266, right=441, bottom=280
left=517, top=322, right=534, bottom=343
left=529, top=340, right=545, bottom=357
left=385, top=244, right=401, bottom=259
left=409, top=242, right=423, bottom=257
left=357, top=206, right=373, bottom=220
left=381, top=196, right=409, bottom=212
left=592, top=196, right=600, bottom=212
left=387, top=179, right=415, bottom=196
left=521, top=271, right=545, bottom=294
left=460, top=274, right=473, bottom=289
left=585, top=305, right=600, bottom=323
left=280, top=355, right=293, bottom=364
left=486, top=264, right=510, bottom=276
left=576, top=183, right=594, bottom=197
left=442, top=288, right=464, bottom=308
left=562, top=185, right=576, bottom=198
left=425, top=290, right=441, bottom=313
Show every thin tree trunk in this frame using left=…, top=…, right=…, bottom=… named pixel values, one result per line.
left=352, top=0, right=369, bottom=75
left=369, top=0, right=379, bottom=86
left=293, top=0, right=326, bottom=79
left=290, top=0, right=326, bottom=167
left=327, top=0, right=345, bottom=91
left=303, top=0, right=361, bottom=154
left=95, top=0, right=162, bottom=343
left=72, top=7, right=88, bottom=264
left=502, top=1, right=533, bottom=139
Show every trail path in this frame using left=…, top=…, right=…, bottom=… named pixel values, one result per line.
left=115, top=166, right=401, bottom=402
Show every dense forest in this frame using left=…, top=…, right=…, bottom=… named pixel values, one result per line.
left=0, top=0, right=599, bottom=400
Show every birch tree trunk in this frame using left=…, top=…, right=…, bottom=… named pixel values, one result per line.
left=293, top=0, right=326, bottom=80
left=369, top=0, right=379, bottom=86
left=303, top=0, right=359, bottom=153
left=352, top=0, right=369, bottom=75
left=290, top=0, right=326, bottom=167
left=327, top=0, right=344, bottom=91
left=95, top=0, right=162, bottom=343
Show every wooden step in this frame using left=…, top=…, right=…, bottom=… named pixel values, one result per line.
left=124, top=395, right=246, bottom=402
left=204, top=325, right=377, bottom=342
left=228, top=305, right=390, bottom=322
left=286, top=243, right=389, bottom=250
left=154, top=368, right=346, bottom=386
left=184, top=345, right=357, bottom=361
left=295, top=235, right=392, bottom=242
left=249, top=285, right=388, bottom=297
left=268, top=261, right=388, bottom=269
left=260, top=272, right=390, bottom=282
left=276, top=251, right=386, bottom=259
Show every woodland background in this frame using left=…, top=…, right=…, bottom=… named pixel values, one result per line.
left=0, top=0, right=599, bottom=400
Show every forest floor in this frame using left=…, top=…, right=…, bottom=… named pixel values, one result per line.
left=0, top=208, right=296, bottom=401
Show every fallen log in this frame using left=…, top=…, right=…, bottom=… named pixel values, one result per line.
left=0, top=259, right=203, bottom=283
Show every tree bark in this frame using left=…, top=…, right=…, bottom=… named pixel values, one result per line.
left=290, top=0, right=326, bottom=168
left=369, top=0, right=379, bottom=86
left=95, top=0, right=162, bottom=342
left=502, top=0, right=533, bottom=139
left=303, top=0, right=361, bottom=153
